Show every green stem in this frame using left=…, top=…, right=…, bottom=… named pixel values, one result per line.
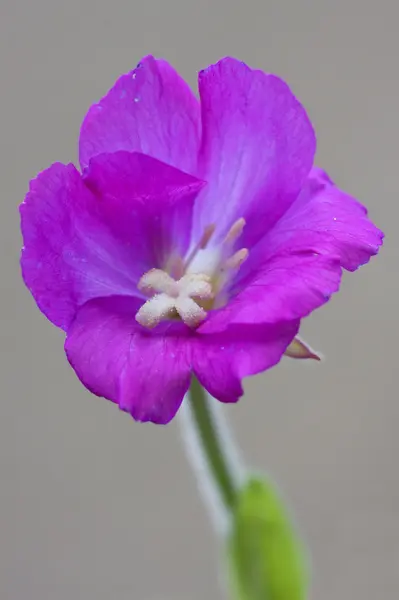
left=188, top=377, right=238, bottom=512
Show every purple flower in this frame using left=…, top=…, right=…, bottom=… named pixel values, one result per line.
left=20, top=56, right=383, bottom=424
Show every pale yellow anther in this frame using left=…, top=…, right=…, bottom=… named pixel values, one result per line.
left=224, top=248, right=249, bottom=270
left=136, top=217, right=250, bottom=329
left=224, top=218, right=246, bottom=244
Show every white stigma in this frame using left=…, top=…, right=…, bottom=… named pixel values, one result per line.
left=135, top=217, right=249, bottom=329
left=135, top=270, right=213, bottom=329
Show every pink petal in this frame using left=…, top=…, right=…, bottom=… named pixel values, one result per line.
left=201, top=252, right=342, bottom=333
left=20, top=154, right=204, bottom=331
left=84, top=151, right=205, bottom=267
left=200, top=166, right=383, bottom=333
left=192, top=321, right=299, bottom=403
left=273, top=167, right=384, bottom=272
left=65, top=297, right=192, bottom=424
left=65, top=295, right=299, bottom=419
left=79, top=55, right=201, bottom=174
left=193, top=58, right=316, bottom=247
left=20, top=163, right=138, bottom=330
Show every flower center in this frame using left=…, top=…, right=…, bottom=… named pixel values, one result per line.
left=135, top=218, right=248, bottom=329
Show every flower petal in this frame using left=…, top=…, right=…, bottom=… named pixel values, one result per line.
left=193, top=58, right=316, bottom=246
left=84, top=150, right=205, bottom=266
left=65, top=297, right=192, bottom=424
left=79, top=55, right=201, bottom=174
left=65, top=296, right=299, bottom=420
left=271, top=167, right=384, bottom=272
left=201, top=252, right=342, bottom=333
left=201, top=167, right=383, bottom=333
left=192, top=321, right=299, bottom=403
left=20, top=163, right=138, bottom=330
left=20, top=155, right=204, bottom=331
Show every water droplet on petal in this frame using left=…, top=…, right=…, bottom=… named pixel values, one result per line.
left=133, top=96, right=140, bottom=103
left=132, top=73, right=137, bottom=79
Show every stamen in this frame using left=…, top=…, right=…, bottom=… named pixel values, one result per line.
left=183, top=224, right=216, bottom=271
left=224, top=248, right=249, bottom=269
left=200, top=224, right=216, bottom=249
left=135, top=294, right=177, bottom=329
left=167, top=255, right=185, bottom=280
left=136, top=217, right=250, bottom=329
left=224, top=218, right=246, bottom=244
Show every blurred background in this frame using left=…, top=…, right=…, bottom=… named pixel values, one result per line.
left=0, top=0, right=397, bottom=598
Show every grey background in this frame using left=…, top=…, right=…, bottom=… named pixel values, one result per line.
left=0, top=0, right=397, bottom=598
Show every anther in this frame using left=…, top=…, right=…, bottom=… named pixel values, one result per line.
left=224, top=248, right=249, bottom=270
left=224, top=218, right=246, bottom=244
left=200, top=224, right=216, bottom=249
left=184, top=223, right=216, bottom=271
